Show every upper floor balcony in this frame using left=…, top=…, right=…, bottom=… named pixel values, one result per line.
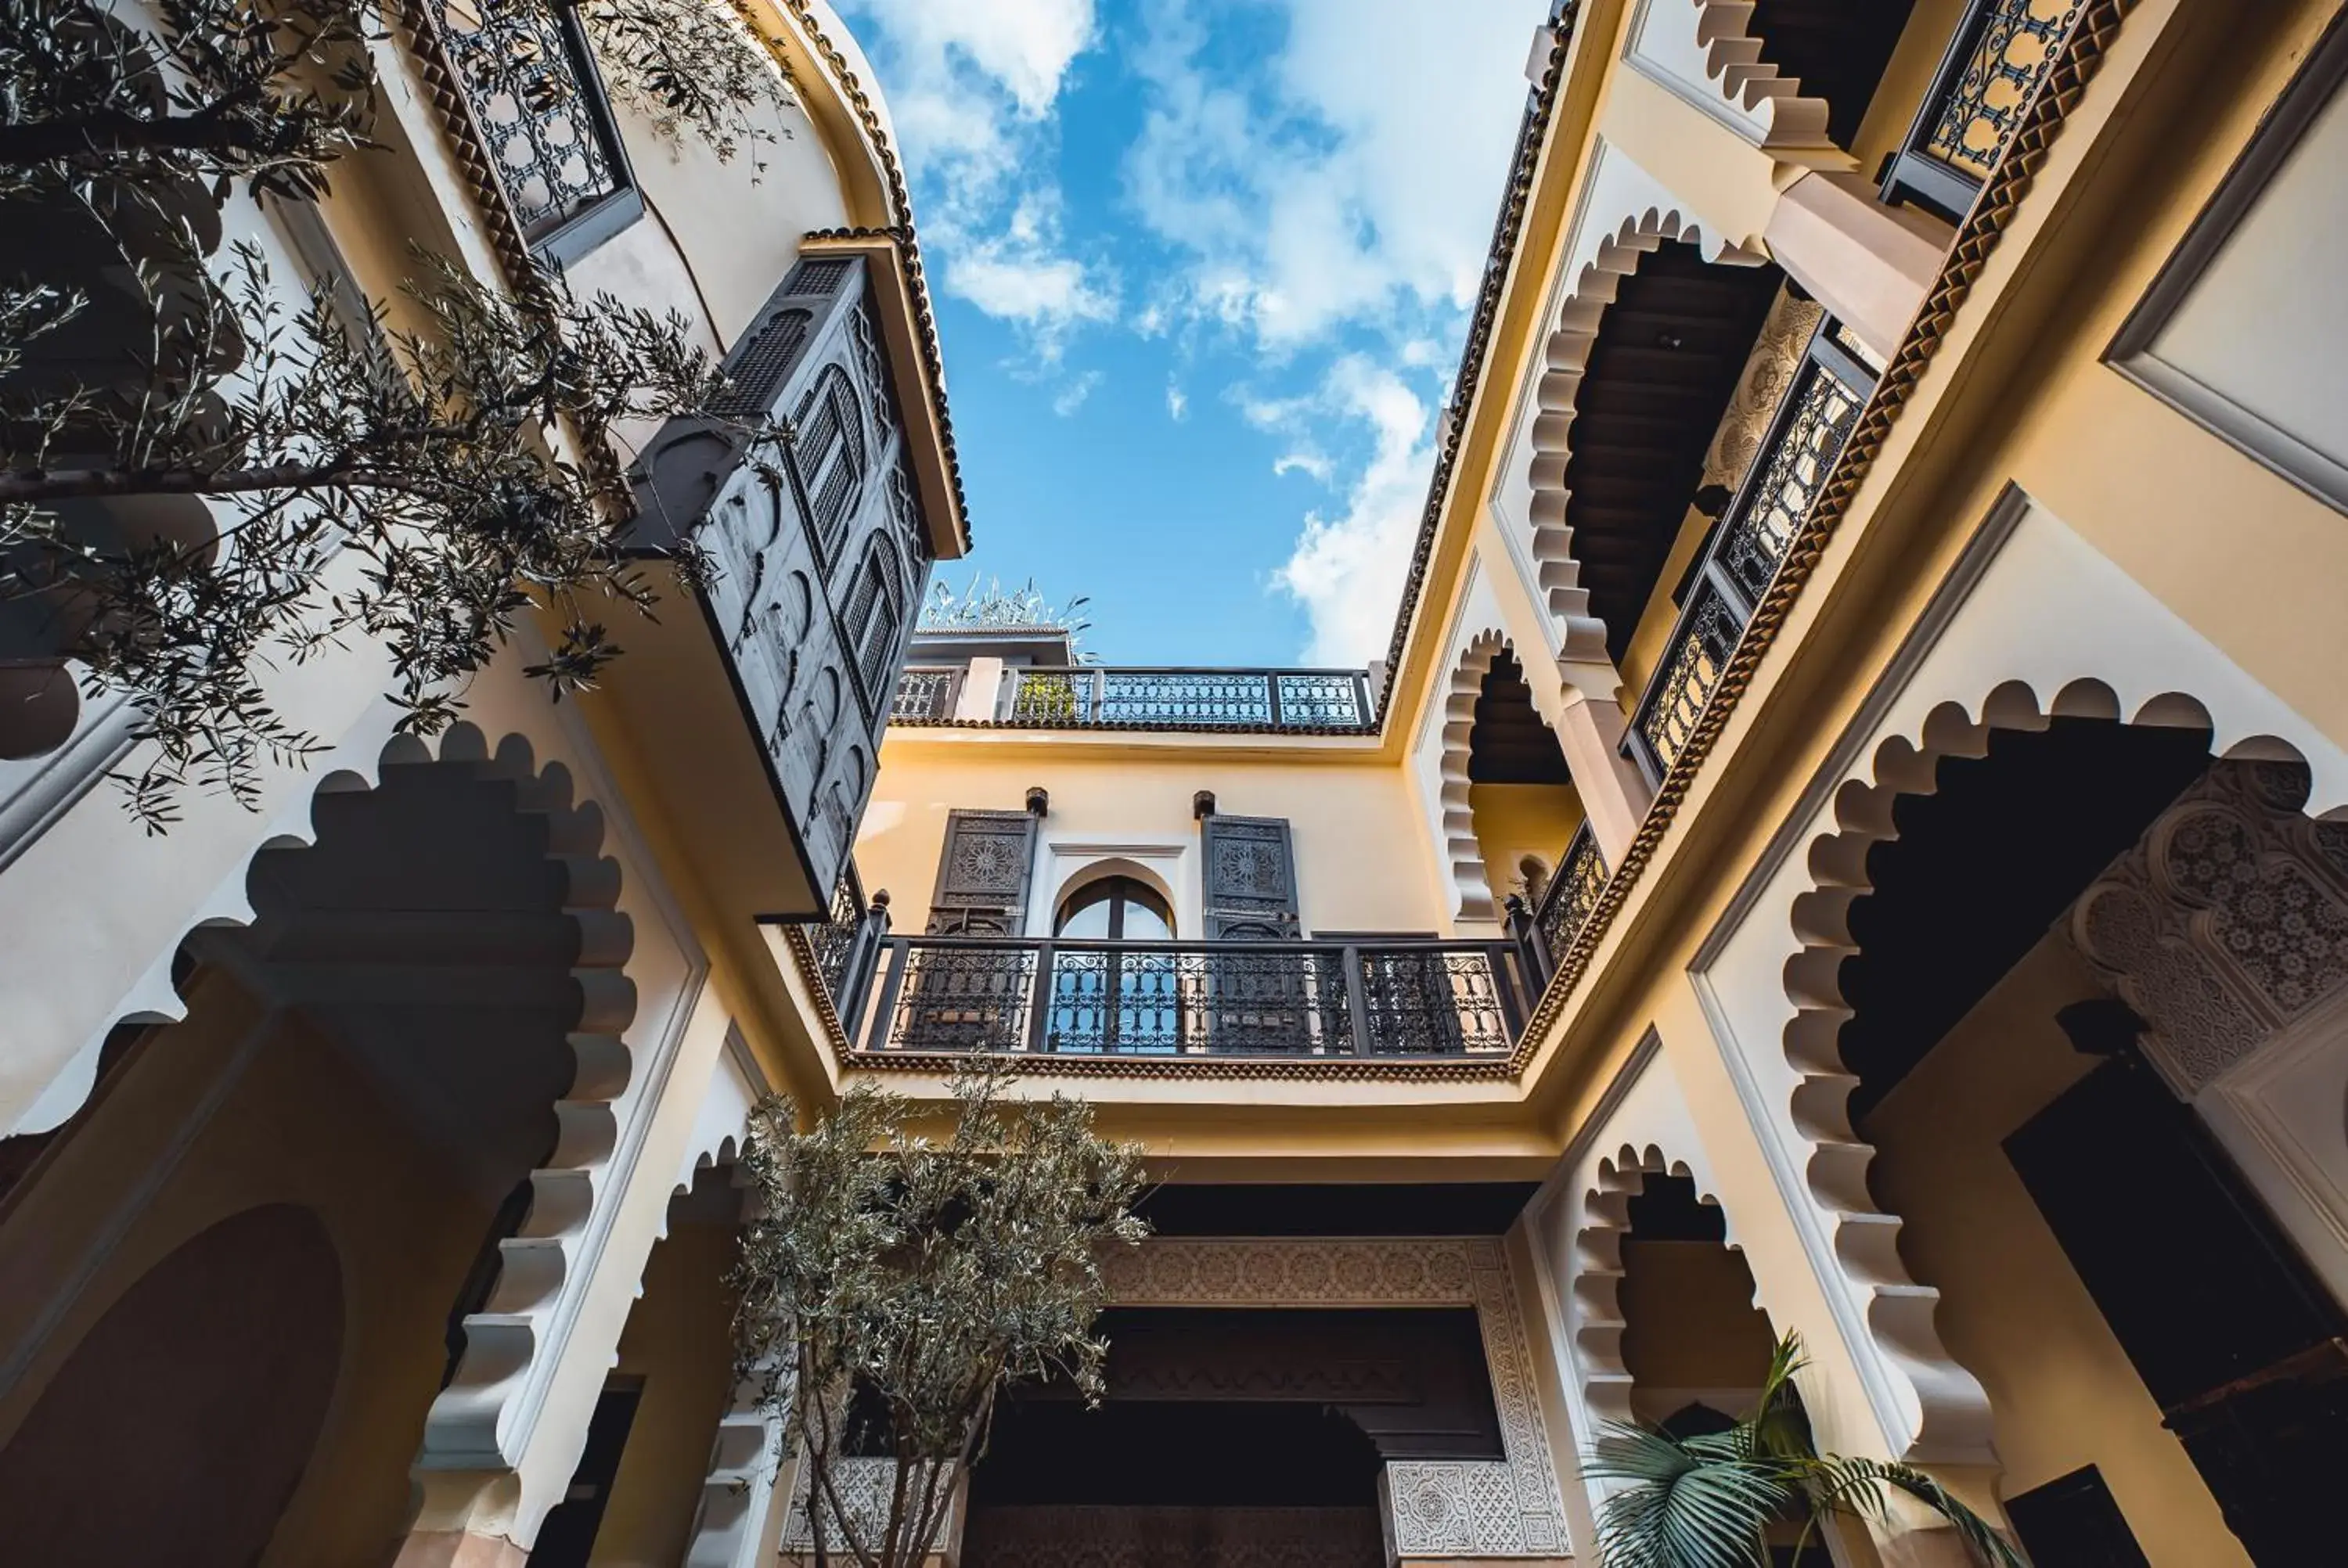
left=895, top=664, right=1377, bottom=732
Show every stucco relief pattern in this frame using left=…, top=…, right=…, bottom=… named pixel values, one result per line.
left=779, top=1454, right=960, bottom=1553
left=1105, top=1238, right=1568, bottom=1559
left=1698, top=289, right=1824, bottom=495
left=2076, top=762, right=2348, bottom=1094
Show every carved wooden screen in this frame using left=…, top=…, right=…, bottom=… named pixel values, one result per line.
left=1199, top=815, right=1301, bottom=940
left=627, top=254, right=937, bottom=904
left=927, top=810, right=1039, bottom=935
left=1199, top=815, right=1302, bottom=1052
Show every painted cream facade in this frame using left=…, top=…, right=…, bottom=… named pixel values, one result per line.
left=6, top=0, right=2348, bottom=1565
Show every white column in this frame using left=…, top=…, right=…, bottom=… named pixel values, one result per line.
left=954, top=656, right=1004, bottom=721
left=1763, top=171, right=1954, bottom=365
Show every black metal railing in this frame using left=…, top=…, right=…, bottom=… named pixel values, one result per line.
left=852, top=936, right=1529, bottom=1059
left=1879, top=0, right=2086, bottom=221
left=971, top=667, right=1375, bottom=730
left=439, top=0, right=643, bottom=264
left=892, top=667, right=961, bottom=722
left=1522, top=822, right=1608, bottom=981
left=1626, top=320, right=1874, bottom=785
left=806, top=862, right=890, bottom=1027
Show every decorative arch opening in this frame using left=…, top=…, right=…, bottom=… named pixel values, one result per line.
left=1435, top=630, right=1514, bottom=922
left=794, top=362, right=867, bottom=562
left=1779, top=678, right=2348, bottom=1560
left=1052, top=859, right=1177, bottom=940
left=1572, top=1149, right=1774, bottom=1431
left=1696, top=0, right=1921, bottom=152
left=0, top=724, right=643, bottom=1559
left=1464, top=648, right=1582, bottom=917
left=1522, top=216, right=1775, bottom=664
left=0, top=1203, right=344, bottom=1566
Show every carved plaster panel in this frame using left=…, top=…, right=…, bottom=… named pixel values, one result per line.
left=1698, top=289, right=1825, bottom=496
left=2074, top=761, right=2348, bottom=1095
left=1105, top=1237, right=1570, bottom=1560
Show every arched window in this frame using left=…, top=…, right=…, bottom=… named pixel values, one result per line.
left=792, top=365, right=865, bottom=561
left=845, top=535, right=906, bottom=703
left=1054, top=876, right=1175, bottom=940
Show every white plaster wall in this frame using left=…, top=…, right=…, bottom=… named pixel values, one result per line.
left=1688, top=492, right=2348, bottom=1462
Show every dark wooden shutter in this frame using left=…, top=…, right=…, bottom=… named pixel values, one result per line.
left=1200, top=815, right=1301, bottom=940
left=2004, top=1466, right=2148, bottom=1568
left=927, top=810, right=1039, bottom=934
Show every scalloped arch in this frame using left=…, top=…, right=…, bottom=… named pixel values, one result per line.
left=1524, top=209, right=1766, bottom=663
left=59, top=721, right=643, bottom=1482
left=1439, top=630, right=1514, bottom=923
left=1571, top=1144, right=1763, bottom=1425
left=1691, top=0, right=1838, bottom=149
left=1773, top=676, right=2328, bottom=1458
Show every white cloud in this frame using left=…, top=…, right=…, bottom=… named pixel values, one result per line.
left=842, top=0, right=1115, bottom=351
left=1269, top=356, right=1435, bottom=664
left=1124, top=0, right=1539, bottom=348
left=1052, top=370, right=1105, bottom=417
left=1165, top=379, right=1189, bottom=421
left=1272, top=451, right=1334, bottom=483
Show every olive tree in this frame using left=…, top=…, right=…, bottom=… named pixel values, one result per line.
left=0, top=0, right=798, bottom=824
left=730, top=1071, right=1150, bottom=1567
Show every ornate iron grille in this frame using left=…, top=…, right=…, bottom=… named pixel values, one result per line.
left=893, top=667, right=961, bottom=721
left=1356, top=948, right=1515, bottom=1056
left=1533, top=824, right=1608, bottom=971
left=711, top=308, right=810, bottom=417
left=439, top=0, right=632, bottom=247
left=885, top=944, right=1039, bottom=1052
left=1922, top=0, right=2083, bottom=179
left=864, top=938, right=1521, bottom=1059
left=1273, top=672, right=1370, bottom=725
left=1636, top=583, right=1743, bottom=775
left=1716, top=358, right=1865, bottom=604
left=996, top=669, right=1373, bottom=730
left=1038, top=946, right=1350, bottom=1056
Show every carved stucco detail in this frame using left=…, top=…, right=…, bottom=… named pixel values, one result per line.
left=1439, top=630, right=1513, bottom=924
left=1770, top=676, right=2332, bottom=1458
left=1698, top=287, right=1824, bottom=495
left=1568, top=1145, right=1753, bottom=1426
left=2073, top=761, right=2348, bottom=1095
left=1525, top=209, right=1766, bottom=665
left=1689, top=0, right=1838, bottom=150
left=1105, top=1237, right=1569, bottom=1559
left=780, top=1452, right=958, bottom=1555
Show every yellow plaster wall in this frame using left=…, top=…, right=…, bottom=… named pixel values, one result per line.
left=1468, top=782, right=1586, bottom=907
left=1864, top=934, right=2249, bottom=1566
left=0, top=972, right=496, bottom=1567
left=860, top=745, right=1452, bottom=936
left=1618, top=1239, right=1777, bottom=1401
left=592, top=1217, right=740, bottom=1567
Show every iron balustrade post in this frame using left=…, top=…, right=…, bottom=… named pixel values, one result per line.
left=1491, top=942, right=1529, bottom=1041
left=1341, top=945, right=1375, bottom=1056
left=1025, top=940, right=1058, bottom=1052
left=1267, top=673, right=1284, bottom=726
left=863, top=939, right=910, bottom=1052
left=834, top=890, right=892, bottom=1042
left=1503, top=893, right=1545, bottom=990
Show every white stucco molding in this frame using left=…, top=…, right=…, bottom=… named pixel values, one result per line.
left=1625, top=0, right=1841, bottom=159
left=1439, top=629, right=1516, bottom=925
left=1517, top=142, right=1767, bottom=669
left=1688, top=487, right=2348, bottom=1464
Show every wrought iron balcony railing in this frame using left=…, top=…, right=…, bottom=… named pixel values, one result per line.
left=891, top=666, right=1377, bottom=732
left=1626, top=319, right=1874, bottom=785
left=1881, top=0, right=2085, bottom=221
left=844, top=935, right=1530, bottom=1059
left=1527, top=822, right=1608, bottom=979
left=807, top=860, right=891, bottom=1020
left=892, top=667, right=963, bottom=722
left=439, top=0, right=644, bottom=265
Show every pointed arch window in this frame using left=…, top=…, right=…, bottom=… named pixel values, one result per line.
left=793, top=365, right=865, bottom=562
left=845, top=534, right=907, bottom=705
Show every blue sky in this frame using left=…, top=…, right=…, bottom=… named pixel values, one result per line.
left=835, top=0, right=1546, bottom=667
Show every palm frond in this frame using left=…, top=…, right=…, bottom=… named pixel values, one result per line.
left=1800, top=1455, right=2029, bottom=1568
left=1589, top=1422, right=1787, bottom=1568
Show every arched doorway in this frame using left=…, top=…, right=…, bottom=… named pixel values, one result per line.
left=0, top=1205, right=344, bottom=1567
left=0, top=732, right=638, bottom=1563
left=1466, top=647, right=1583, bottom=912
left=1612, top=1174, right=1778, bottom=1437
left=1738, top=0, right=1923, bottom=150
left=961, top=1305, right=1507, bottom=1567
left=1824, top=715, right=2348, bottom=1563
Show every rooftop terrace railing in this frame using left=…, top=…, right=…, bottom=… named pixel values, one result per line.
left=843, top=934, right=1529, bottom=1060
left=892, top=666, right=1377, bottom=732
